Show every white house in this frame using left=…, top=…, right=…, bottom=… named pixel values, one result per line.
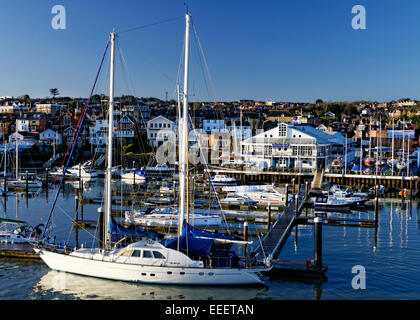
left=203, top=119, right=225, bottom=133
left=16, top=119, right=30, bottom=132
left=8, top=132, right=38, bottom=147
left=39, top=129, right=62, bottom=145
left=146, top=116, right=175, bottom=147
left=89, top=116, right=136, bottom=148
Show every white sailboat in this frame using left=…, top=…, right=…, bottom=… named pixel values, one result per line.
left=6, top=138, right=42, bottom=189
left=120, top=168, right=146, bottom=183
left=35, top=15, right=271, bottom=285
left=50, top=161, right=98, bottom=179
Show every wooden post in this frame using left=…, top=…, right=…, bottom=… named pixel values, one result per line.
left=374, top=197, right=379, bottom=227
left=292, top=178, right=295, bottom=197
left=98, top=207, right=104, bottom=249
left=80, top=179, right=84, bottom=220
left=294, top=193, right=298, bottom=215
left=3, top=165, right=6, bottom=196
left=25, top=171, right=28, bottom=192
left=267, top=204, right=271, bottom=232
left=243, top=221, right=248, bottom=257
left=45, top=168, right=49, bottom=198
left=314, top=217, right=323, bottom=269
left=75, top=195, right=79, bottom=221
left=78, top=164, right=81, bottom=189
left=285, top=183, right=289, bottom=206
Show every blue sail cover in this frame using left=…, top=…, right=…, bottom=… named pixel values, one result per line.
left=109, top=217, right=164, bottom=239
left=134, top=169, right=147, bottom=178
left=162, top=221, right=240, bottom=256
left=109, top=217, right=146, bottom=237
left=351, top=164, right=365, bottom=171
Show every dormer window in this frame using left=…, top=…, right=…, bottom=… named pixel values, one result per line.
left=279, top=123, right=287, bottom=137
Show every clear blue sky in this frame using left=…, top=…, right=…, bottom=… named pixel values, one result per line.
left=0, top=0, right=419, bottom=103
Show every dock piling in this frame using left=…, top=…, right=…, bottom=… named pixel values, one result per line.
left=267, top=205, right=271, bottom=232
left=243, top=221, right=248, bottom=257
left=314, top=217, right=323, bottom=269
left=25, top=171, right=28, bottom=192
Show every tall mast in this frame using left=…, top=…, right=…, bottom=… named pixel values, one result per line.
left=360, top=136, right=362, bottom=175
left=402, top=119, right=405, bottom=165
left=240, top=106, right=243, bottom=156
left=104, top=30, right=116, bottom=250
left=407, top=133, right=410, bottom=176
left=15, top=133, right=18, bottom=180
left=178, top=13, right=190, bottom=237
left=344, top=133, right=347, bottom=175
left=369, top=116, right=372, bottom=159
left=392, top=117, right=394, bottom=174
left=3, top=124, right=6, bottom=179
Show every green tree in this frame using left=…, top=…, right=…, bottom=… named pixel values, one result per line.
left=50, top=88, right=59, bottom=99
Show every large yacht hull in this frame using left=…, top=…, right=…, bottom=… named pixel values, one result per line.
left=34, top=249, right=266, bottom=285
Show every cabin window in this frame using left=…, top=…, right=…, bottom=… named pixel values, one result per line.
left=199, top=272, right=204, bottom=276
left=143, top=250, right=153, bottom=258
left=152, top=251, right=165, bottom=259
left=131, top=250, right=141, bottom=257
left=180, top=272, right=185, bottom=275
left=167, top=271, right=172, bottom=275
left=115, top=247, right=133, bottom=257
left=141, top=273, right=146, bottom=276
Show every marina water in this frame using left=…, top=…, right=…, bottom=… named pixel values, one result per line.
left=0, top=180, right=419, bottom=300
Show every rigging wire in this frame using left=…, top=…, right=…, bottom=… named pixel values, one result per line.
left=117, top=16, right=184, bottom=35
left=41, top=37, right=111, bottom=238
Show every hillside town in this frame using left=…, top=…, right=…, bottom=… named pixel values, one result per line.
left=1, top=93, right=419, bottom=176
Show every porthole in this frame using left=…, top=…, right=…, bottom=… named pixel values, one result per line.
left=208, top=272, right=214, bottom=276
left=180, top=272, right=185, bottom=275
left=141, top=273, right=146, bottom=276
left=199, top=272, right=204, bottom=276
left=150, top=274, right=155, bottom=277
left=167, top=271, right=172, bottom=275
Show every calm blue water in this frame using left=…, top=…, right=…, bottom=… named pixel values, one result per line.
left=0, top=180, right=419, bottom=300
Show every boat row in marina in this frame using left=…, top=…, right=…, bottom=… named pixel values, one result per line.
left=220, top=184, right=286, bottom=207
left=125, top=207, right=222, bottom=227
left=314, top=185, right=374, bottom=211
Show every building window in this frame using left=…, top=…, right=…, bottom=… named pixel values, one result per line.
left=279, top=124, right=287, bottom=137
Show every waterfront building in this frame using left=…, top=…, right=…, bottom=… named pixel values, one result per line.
left=89, top=116, right=136, bottom=150
left=146, top=115, right=175, bottom=147
left=14, top=113, right=48, bottom=133
left=241, top=123, right=352, bottom=170
left=35, top=103, right=67, bottom=116
left=0, top=104, right=29, bottom=113
left=121, top=104, right=150, bottom=130
left=63, top=126, right=88, bottom=147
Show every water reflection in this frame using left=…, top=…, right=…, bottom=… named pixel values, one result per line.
left=34, top=271, right=266, bottom=300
